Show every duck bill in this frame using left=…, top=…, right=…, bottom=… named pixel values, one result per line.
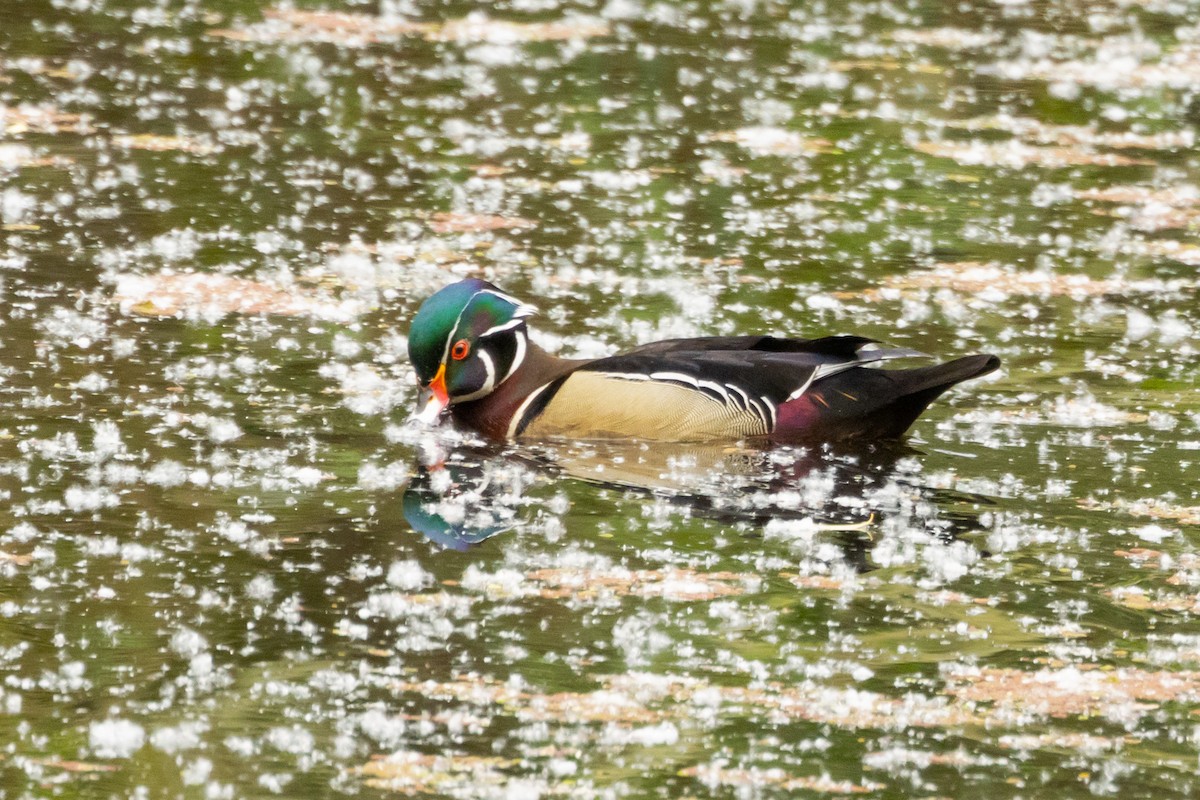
left=413, top=365, right=449, bottom=424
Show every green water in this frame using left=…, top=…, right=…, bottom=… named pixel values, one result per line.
left=1, top=0, right=1199, bottom=797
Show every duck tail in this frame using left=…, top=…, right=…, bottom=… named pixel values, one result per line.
left=775, top=354, right=1000, bottom=443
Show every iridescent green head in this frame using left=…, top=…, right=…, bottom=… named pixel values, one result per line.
left=407, top=279, right=535, bottom=422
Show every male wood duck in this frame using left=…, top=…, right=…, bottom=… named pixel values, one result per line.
left=407, top=279, right=1000, bottom=444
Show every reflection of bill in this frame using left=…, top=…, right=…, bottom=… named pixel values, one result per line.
left=400, top=438, right=988, bottom=557
left=402, top=477, right=514, bottom=551
left=400, top=439, right=528, bottom=551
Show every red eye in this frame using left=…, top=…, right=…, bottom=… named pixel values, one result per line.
left=451, top=339, right=470, bottom=360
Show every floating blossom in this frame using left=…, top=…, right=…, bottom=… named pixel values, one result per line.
left=944, top=666, right=1200, bottom=720
left=385, top=671, right=980, bottom=736
left=428, top=12, right=610, bottom=43
left=427, top=212, right=535, bottom=234
left=359, top=751, right=524, bottom=795
left=208, top=8, right=608, bottom=47
left=891, top=27, right=1004, bottom=50
left=1085, top=497, right=1200, bottom=526
left=1124, top=239, right=1200, bottom=266
left=914, top=139, right=1154, bottom=169
left=1076, top=184, right=1200, bottom=206
left=28, top=759, right=120, bottom=774
left=1117, top=205, right=1200, bottom=232
left=524, top=567, right=754, bottom=601
left=326, top=363, right=407, bottom=416
left=681, top=763, right=884, bottom=794
left=999, top=41, right=1200, bottom=91
left=1077, top=183, right=1200, bottom=230
left=89, top=718, right=146, bottom=758
left=838, top=261, right=1189, bottom=301
left=0, top=143, right=40, bottom=170
left=782, top=573, right=856, bottom=591
left=1108, top=587, right=1200, bottom=613
left=952, top=392, right=1149, bottom=427
left=111, top=272, right=361, bottom=321
left=0, top=104, right=91, bottom=135
left=111, top=133, right=217, bottom=155
left=996, top=732, right=1138, bottom=754
left=828, top=58, right=944, bottom=74
left=945, top=115, right=1194, bottom=151
left=704, top=127, right=835, bottom=156
left=208, top=9, right=434, bottom=45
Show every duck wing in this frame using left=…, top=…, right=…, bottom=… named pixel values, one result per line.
left=513, top=337, right=929, bottom=441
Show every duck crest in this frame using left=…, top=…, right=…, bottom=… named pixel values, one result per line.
left=407, top=279, right=534, bottom=382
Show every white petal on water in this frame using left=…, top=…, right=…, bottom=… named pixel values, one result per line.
left=89, top=718, right=146, bottom=758
left=385, top=559, right=432, bottom=591
left=1133, top=524, right=1175, bottom=544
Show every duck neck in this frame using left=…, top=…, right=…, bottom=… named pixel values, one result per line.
left=451, top=341, right=587, bottom=441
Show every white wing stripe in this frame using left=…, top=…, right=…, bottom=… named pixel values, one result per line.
left=648, top=371, right=739, bottom=404
left=726, top=383, right=752, bottom=411
left=786, top=371, right=818, bottom=401
left=454, top=350, right=495, bottom=403
left=594, top=370, right=779, bottom=430
left=763, top=398, right=777, bottom=430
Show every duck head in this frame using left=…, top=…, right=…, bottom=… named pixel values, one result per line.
left=407, top=279, right=536, bottom=423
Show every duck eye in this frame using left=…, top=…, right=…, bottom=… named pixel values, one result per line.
left=451, top=339, right=470, bottom=360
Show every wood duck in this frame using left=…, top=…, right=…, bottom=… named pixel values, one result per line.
left=407, top=278, right=1000, bottom=444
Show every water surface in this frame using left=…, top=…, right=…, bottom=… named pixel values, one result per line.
left=1, top=0, right=1199, bottom=797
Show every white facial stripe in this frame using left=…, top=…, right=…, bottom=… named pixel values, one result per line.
left=439, top=292, right=480, bottom=365
left=479, top=349, right=494, bottom=378
left=479, top=317, right=526, bottom=338
left=452, top=349, right=496, bottom=403
left=502, top=329, right=527, bottom=384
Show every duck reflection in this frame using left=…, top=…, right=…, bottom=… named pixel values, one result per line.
left=401, top=437, right=994, bottom=556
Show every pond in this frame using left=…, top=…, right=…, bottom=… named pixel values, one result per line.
left=1, top=0, right=1199, bottom=796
